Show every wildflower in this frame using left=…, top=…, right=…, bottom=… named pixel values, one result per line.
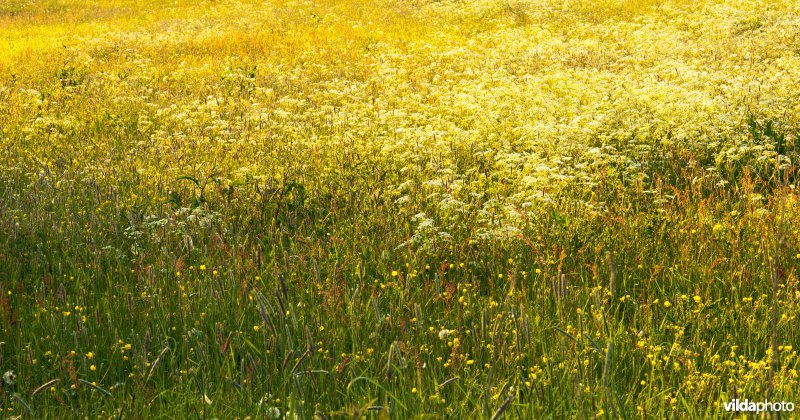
left=267, top=407, right=281, bottom=419
left=438, top=329, right=452, bottom=340
left=391, top=270, right=398, bottom=277
left=2, top=370, right=16, bottom=386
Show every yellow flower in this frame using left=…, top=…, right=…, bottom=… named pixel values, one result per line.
left=90, top=365, right=96, bottom=371
left=391, top=270, right=398, bottom=277
left=200, top=265, right=206, bottom=271
left=86, top=352, right=94, bottom=359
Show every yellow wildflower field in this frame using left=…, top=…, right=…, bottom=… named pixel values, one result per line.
left=1, top=0, right=798, bottom=417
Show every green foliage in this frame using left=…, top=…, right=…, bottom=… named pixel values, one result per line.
left=1, top=0, right=800, bottom=417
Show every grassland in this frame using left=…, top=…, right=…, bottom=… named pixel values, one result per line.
left=1, top=0, right=799, bottom=417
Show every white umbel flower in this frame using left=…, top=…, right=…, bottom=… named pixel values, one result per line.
left=267, top=407, right=281, bottom=419
left=438, top=329, right=452, bottom=340
left=2, top=370, right=16, bottom=386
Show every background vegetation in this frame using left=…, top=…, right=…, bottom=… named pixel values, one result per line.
left=1, top=0, right=799, bottom=417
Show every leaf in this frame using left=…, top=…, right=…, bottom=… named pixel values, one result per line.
left=176, top=175, right=201, bottom=187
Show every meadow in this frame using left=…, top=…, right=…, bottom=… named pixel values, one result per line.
left=1, top=0, right=799, bottom=417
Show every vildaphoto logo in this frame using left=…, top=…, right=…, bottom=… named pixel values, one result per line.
left=724, top=399, right=795, bottom=413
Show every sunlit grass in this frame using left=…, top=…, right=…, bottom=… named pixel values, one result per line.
left=1, top=0, right=799, bottom=417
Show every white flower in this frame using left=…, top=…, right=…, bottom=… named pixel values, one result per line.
left=438, top=329, right=452, bottom=340
left=267, top=407, right=281, bottom=419
left=2, top=370, right=16, bottom=386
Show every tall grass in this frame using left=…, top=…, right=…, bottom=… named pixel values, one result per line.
left=1, top=0, right=799, bottom=417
